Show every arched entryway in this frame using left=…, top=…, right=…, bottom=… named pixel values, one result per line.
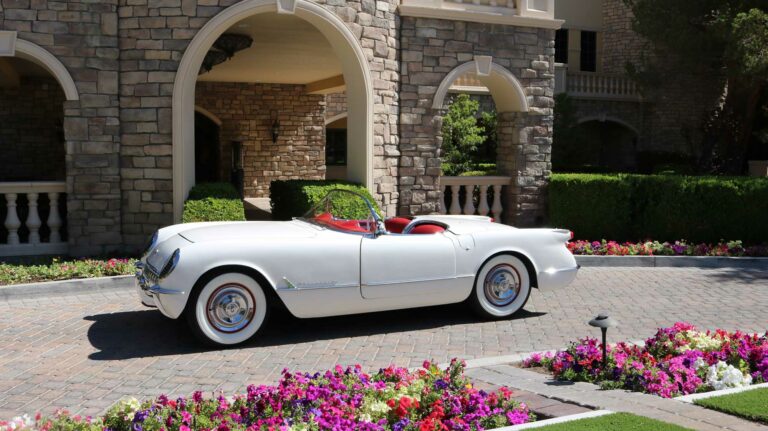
left=430, top=59, right=541, bottom=225
left=0, top=37, right=78, bottom=256
left=172, top=0, right=374, bottom=222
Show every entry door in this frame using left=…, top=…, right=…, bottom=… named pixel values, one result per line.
left=360, top=234, right=456, bottom=299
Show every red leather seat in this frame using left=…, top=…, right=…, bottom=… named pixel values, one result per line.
left=409, top=223, right=446, bottom=234
left=385, top=217, right=411, bottom=234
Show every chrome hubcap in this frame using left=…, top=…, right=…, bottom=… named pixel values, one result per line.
left=206, top=284, right=255, bottom=333
left=483, top=264, right=520, bottom=306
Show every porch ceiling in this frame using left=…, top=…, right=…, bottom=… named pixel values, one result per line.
left=197, top=13, right=343, bottom=85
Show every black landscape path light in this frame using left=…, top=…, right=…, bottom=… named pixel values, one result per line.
left=588, top=313, right=618, bottom=369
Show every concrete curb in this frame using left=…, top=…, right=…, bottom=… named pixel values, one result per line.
left=675, top=382, right=768, bottom=404
left=495, top=410, right=615, bottom=430
left=576, top=255, right=768, bottom=269
left=0, top=275, right=134, bottom=300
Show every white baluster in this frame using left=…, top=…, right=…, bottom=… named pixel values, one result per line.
left=478, top=185, right=490, bottom=216
left=47, top=192, right=62, bottom=243
left=449, top=185, right=461, bottom=215
left=463, top=185, right=476, bottom=215
left=440, top=185, right=447, bottom=214
left=26, top=192, right=41, bottom=244
left=491, top=185, right=503, bottom=223
left=4, top=193, right=21, bottom=245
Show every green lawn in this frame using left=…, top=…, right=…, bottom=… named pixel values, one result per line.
left=694, top=388, right=768, bottom=424
left=532, top=413, right=694, bottom=430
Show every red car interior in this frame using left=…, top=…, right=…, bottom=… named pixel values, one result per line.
left=384, top=217, right=411, bottom=234
left=408, top=223, right=446, bottom=234
left=314, top=213, right=446, bottom=235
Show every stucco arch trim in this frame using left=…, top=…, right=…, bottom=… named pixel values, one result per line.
left=577, top=115, right=639, bottom=136
left=432, top=61, right=528, bottom=113
left=172, top=0, right=374, bottom=222
left=14, top=38, right=79, bottom=101
left=194, top=105, right=223, bottom=126
left=325, top=112, right=348, bottom=126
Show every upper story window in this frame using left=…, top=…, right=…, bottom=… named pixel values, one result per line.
left=580, top=30, right=597, bottom=72
left=554, top=29, right=568, bottom=64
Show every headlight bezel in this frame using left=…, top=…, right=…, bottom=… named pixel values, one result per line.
left=142, top=232, right=159, bottom=258
left=159, top=248, right=181, bottom=279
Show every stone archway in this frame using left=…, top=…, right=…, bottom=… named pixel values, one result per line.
left=425, top=59, right=549, bottom=226
left=172, top=0, right=374, bottom=222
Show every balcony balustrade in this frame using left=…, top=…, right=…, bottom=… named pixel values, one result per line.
left=1, top=181, right=67, bottom=257
left=439, top=176, right=512, bottom=221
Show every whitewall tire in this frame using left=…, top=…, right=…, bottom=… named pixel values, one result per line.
left=470, top=255, right=531, bottom=319
left=186, top=272, right=268, bottom=346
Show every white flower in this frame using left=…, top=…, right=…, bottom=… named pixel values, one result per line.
left=706, top=361, right=752, bottom=390
left=693, top=357, right=708, bottom=370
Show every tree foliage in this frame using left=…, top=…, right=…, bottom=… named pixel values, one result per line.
left=624, top=0, right=768, bottom=173
left=441, top=94, right=487, bottom=176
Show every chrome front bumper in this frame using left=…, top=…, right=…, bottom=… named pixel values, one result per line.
left=537, top=265, right=580, bottom=292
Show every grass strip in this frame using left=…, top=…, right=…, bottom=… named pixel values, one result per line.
left=694, top=388, right=768, bottom=424
left=531, top=412, right=694, bottom=430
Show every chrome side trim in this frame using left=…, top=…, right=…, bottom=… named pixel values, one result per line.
left=148, top=285, right=185, bottom=295
left=363, top=275, right=473, bottom=287
left=276, top=283, right=358, bottom=292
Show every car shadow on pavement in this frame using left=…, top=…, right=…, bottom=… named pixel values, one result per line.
left=706, top=267, right=768, bottom=284
left=85, top=304, right=546, bottom=360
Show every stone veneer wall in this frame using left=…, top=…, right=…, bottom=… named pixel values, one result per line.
left=0, top=77, right=66, bottom=181
left=399, top=17, right=555, bottom=225
left=325, top=92, right=347, bottom=120
left=195, top=82, right=326, bottom=198
left=0, top=0, right=122, bottom=255
left=601, top=0, right=724, bottom=154
left=117, top=0, right=400, bottom=249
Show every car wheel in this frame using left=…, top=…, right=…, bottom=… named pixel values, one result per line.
left=186, top=272, right=268, bottom=347
left=470, top=255, right=531, bottom=319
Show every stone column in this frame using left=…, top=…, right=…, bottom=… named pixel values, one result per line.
left=398, top=107, right=444, bottom=215
left=496, top=111, right=552, bottom=227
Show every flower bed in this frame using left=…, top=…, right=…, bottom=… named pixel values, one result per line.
left=568, top=240, right=768, bottom=257
left=0, top=258, right=136, bottom=286
left=523, top=323, right=768, bottom=398
left=1, top=360, right=533, bottom=431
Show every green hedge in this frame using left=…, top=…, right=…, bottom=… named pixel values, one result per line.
left=270, top=180, right=382, bottom=221
left=549, top=173, right=768, bottom=243
left=182, top=182, right=245, bottom=223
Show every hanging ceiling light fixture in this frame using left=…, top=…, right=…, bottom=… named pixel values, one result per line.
left=198, top=33, right=253, bottom=75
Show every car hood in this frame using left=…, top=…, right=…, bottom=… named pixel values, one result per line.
left=177, top=220, right=318, bottom=243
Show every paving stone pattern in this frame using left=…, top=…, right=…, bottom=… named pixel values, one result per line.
left=0, top=267, right=766, bottom=418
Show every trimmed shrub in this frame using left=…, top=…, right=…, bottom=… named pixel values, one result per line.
left=270, top=180, right=382, bottom=221
left=549, top=173, right=768, bottom=243
left=182, top=182, right=245, bottom=223
left=186, top=182, right=240, bottom=200
left=549, top=173, right=634, bottom=240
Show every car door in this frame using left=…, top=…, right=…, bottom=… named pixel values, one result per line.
left=360, top=233, right=458, bottom=299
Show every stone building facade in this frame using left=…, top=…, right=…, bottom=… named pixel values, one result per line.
left=0, top=0, right=561, bottom=255
left=195, top=82, right=326, bottom=197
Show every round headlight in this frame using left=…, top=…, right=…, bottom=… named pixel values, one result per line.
left=142, top=232, right=158, bottom=257
left=159, top=248, right=180, bottom=279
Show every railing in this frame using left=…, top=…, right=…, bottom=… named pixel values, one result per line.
left=439, top=176, right=511, bottom=222
left=400, top=0, right=556, bottom=22
left=1, top=181, right=67, bottom=257
left=565, top=72, right=640, bottom=101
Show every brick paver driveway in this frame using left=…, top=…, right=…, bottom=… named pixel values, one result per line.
left=0, top=267, right=766, bottom=417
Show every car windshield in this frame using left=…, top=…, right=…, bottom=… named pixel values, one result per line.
left=299, top=189, right=380, bottom=234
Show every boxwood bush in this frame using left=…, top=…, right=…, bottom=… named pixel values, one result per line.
left=270, top=180, right=382, bottom=221
left=549, top=173, right=768, bottom=243
left=182, top=182, right=245, bottom=223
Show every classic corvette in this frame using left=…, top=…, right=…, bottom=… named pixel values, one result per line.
left=136, top=189, right=579, bottom=346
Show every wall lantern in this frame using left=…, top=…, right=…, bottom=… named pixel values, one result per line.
left=588, top=312, right=618, bottom=369
left=271, top=119, right=280, bottom=143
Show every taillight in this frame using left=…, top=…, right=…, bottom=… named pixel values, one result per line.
left=569, top=231, right=574, bottom=240
left=489, top=217, right=495, bottom=222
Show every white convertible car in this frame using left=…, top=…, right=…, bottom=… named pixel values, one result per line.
left=136, top=189, right=579, bottom=346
